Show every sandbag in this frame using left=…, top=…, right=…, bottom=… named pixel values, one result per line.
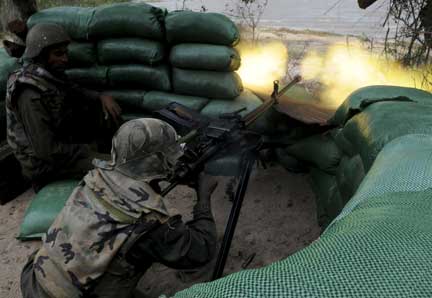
left=309, top=168, right=343, bottom=227
left=88, top=3, right=166, bottom=40
left=0, top=142, right=29, bottom=205
left=284, top=133, right=342, bottom=174
left=170, top=44, right=240, bottom=71
left=18, top=180, right=79, bottom=240
left=200, top=89, right=260, bottom=118
left=338, top=134, right=432, bottom=221
left=27, top=7, right=94, bottom=40
left=143, top=91, right=209, bottom=112
left=172, top=68, right=243, bottom=99
left=66, top=66, right=109, bottom=87
left=341, top=101, right=432, bottom=171
left=165, top=11, right=240, bottom=46
left=0, top=48, right=19, bottom=100
left=330, top=128, right=356, bottom=157
left=98, top=38, right=165, bottom=66
left=108, top=64, right=171, bottom=91
left=105, top=90, right=147, bottom=112
left=335, top=154, right=365, bottom=204
left=331, top=85, right=432, bottom=126
left=68, top=42, right=96, bottom=67
left=274, top=148, right=308, bottom=173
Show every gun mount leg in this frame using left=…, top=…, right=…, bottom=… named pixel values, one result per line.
left=211, top=151, right=257, bottom=281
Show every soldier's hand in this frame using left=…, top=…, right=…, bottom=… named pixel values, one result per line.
left=100, top=94, right=122, bottom=123
left=197, top=173, right=218, bottom=199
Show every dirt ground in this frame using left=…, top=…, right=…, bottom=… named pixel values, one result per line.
left=0, top=165, right=320, bottom=298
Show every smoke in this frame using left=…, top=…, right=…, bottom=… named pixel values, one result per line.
left=236, top=41, right=288, bottom=91
left=301, top=42, right=432, bottom=107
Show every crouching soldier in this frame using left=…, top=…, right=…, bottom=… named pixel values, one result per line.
left=20, top=118, right=218, bottom=298
left=6, top=23, right=122, bottom=192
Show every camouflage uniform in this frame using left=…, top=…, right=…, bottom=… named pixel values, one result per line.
left=21, top=118, right=217, bottom=298
left=5, top=62, right=107, bottom=189
left=5, top=23, right=111, bottom=190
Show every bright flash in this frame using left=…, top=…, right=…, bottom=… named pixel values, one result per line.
left=236, top=41, right=288, bottom=91
left=301, top=42, right=432, bottom=107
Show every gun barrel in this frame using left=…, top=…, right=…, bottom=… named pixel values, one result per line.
left=276, top=75, right=302, bottom=98
left=242, top=75, right=302, bottom=127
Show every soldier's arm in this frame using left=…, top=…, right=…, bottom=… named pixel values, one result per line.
left=17, top=88, right=90, bottom=164
left=127, top=204, right=217, bottom=269
left=68, top=84, right=122, bottom=120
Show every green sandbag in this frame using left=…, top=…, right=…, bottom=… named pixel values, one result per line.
left=274, top=148, right=308, bottom=173
left=0, top=48, right=19, bottom=100
left=335, top=154, right=365, bottom=204
left=98, top=38, right=165, bottom=66
left=66, top=66, right=109, bottom=87
left=330, top=128, right=356, bottom=157
left=68, top=42, right=96, bottom=67
left=27, top=7, right=94, bottom=40
left=284, top=133, right=342, bottom=175
left=309, top=168, right=344, bottom=228
left=165, top=11, right=240, bottom=46
left=18, top=180, right=79, bottom=240
left=331, top=85, right=432, bottom=126
left=108, top=64, right=171, bottom=91
left=88, top=3, right=166, bottom=40
left=143, top=91, right=209, bottom=112
left=170, top=44, right=240, bottom=71
left=341, top=101, right=432, bottom=171
left=172, top=68, right=243, bottom=99
left=200, top=89, right=260, bottom=117
left=105, top=90, right=147, bottom=112
left=338, top=134, right=432, bottom=221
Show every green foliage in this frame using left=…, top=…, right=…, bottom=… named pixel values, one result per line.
left=37, top=0, right=128, bottom=9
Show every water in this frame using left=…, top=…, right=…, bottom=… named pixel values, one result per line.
left=140, top=0, right=392, bottom=40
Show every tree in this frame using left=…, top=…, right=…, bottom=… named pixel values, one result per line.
left=225, top=0, right=269, bottom=42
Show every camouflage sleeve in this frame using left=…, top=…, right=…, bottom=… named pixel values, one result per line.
left=128, top=209, right=217, bottom=270
left=67, top=83, right=101, bottom=102
left=17, top=88, right=90, bottom=164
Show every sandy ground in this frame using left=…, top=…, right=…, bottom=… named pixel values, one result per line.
left=0, top=165, right=320, bottom=298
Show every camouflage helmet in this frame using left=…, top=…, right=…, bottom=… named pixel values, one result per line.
left=23, top=23, right=70, bottom=59
left=105, top=118, right=183, bottom=180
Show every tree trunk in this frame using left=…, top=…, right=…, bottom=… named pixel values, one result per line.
left=0, top=0, right=37, bottom=33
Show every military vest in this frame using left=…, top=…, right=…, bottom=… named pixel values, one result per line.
left=33, top=169, right=170, bottom=298
left=6, top=63, right=70, bottom=180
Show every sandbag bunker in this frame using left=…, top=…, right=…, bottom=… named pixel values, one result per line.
left=2, top=2, right=432, bottom=297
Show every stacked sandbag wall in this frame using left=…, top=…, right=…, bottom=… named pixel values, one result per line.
left=27, top=4, right=169, bottom=115
left=277, top=85, right=432, bottom=227
left=26, top=4, right=273, bottom=127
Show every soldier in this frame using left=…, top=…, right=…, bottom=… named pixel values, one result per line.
left=21, top=118, right=218, bottom=298
left=5, top=23, right=122, bottom=192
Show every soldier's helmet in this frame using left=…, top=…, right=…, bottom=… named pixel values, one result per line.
left=23, top=23, right=71, bottom=59
left=109, top=118, right=183, bottom=180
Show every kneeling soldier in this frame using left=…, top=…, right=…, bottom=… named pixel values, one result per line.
left=21, top=118, right=217, bottom=298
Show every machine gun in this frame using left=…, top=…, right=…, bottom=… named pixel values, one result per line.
left=154, top=75, right=302, bottom=280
